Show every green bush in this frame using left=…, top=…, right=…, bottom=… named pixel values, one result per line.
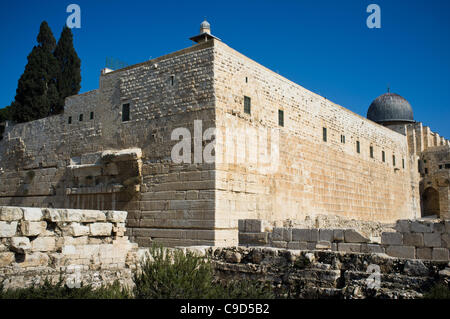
left=133, top=245, right=274, bottom=299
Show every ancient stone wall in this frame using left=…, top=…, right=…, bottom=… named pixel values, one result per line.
left=0, top=206, right=139, bottom=290
left=199, top=246, right=450, bottom=299
left=213, top=40, right=420, bottom=233
left=238, top=218, right=450, bottom=261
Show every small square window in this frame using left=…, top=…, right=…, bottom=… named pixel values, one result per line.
left=79, top=114, right=83, bottom=122
left=340, top=135, right=345, bottom=143
left=245, top=77, right=248, bottom=83
left=402, top=159, right=405, bottom=169
left=323, top=127, right=327, bottom=142
left=370, top=146, right=374, bottom=158
left=170, top=75, right=174, bottom=86
left=439, top=164, right=443, bottom=169
left=445, top=164, right=450, bottom=169
left=244, top=96, right=251, bottom=114
left=90, top=112, right=94, bottom=120
left=68, top=116, right=72, bottom=124
left=382, top=151, right=385, bottom=162
left=425, top=168, right=428, bottom=174
left=356, top=141, right=360, bottom=153
left=393, top=155, right=396, bottom=166
left=278, top=109, right=284, bottom=127
left=122, top=103, right=130, bottom=122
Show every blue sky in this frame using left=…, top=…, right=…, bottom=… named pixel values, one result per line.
left=1, top=0, right=449, bottom=137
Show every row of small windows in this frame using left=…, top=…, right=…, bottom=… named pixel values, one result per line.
left=323, top=127, right=404, bottom=168
left=243, top=96, right=285, bottom=127
left=68, top=112, right=94, bottom=124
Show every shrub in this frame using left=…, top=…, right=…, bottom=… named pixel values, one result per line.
left=133, top=245, right=274, bottom=299
left=423, top=283, right=450, bottom=299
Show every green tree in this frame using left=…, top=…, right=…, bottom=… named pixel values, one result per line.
left=12, top=21, right=59, bottom=123
left=53, top=26, right=81, bottom=114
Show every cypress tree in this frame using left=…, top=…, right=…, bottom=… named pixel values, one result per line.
left=12, top=21, right=59, bottom=123
left=53, top=26, right=81, bottom=114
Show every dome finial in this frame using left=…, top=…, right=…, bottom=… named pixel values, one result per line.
left=200, top=19, right=211, bottom=35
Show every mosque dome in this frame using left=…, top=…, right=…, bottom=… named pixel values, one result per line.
left=367, top=92, right=414, bottom=124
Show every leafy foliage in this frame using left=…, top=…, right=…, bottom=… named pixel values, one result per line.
left=423, top=283, right=450, bottom=299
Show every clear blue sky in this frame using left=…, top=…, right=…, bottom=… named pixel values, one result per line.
left=1, top=0, right=449, bottom=137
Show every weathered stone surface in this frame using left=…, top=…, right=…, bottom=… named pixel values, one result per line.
left=411, top=221, right=433, bottom=233
left=15, top=252, right=50, bottom=268
left=272, top=241, right=287, bottom=249
left=20, top=221, right=46, bottom=236
left=403, top=260, right=429, bottom=276
left=68, top=223, right=90, bottom=237
left=319, top=229, right=334, bottom=242
left=361, top=243, right=385, bottom=254
left=31, top=237, right=56, bottom=252
left=89, top=223, right=113, bottom=236
left=224, top=251, right=241, bottom=263
left=344, top=230, right=369, bottom=243
left=403, top=233, right=424, bottom=247
left=333, top=229, right=344, bottom=242
left=416, top=247, right=432, bottom=260
left=22, top=207, right=43, bottom=221
left=316, top=241, right=331, bottom=250
left=442, top=234, right=450, bottom=248
left=287, top=241, right=307, bottom=250
left=273, top=228, right=291, bottom=241
left=0, top=252, right=15, bottom=266
left=0, top=207, right=23, bottom=221
left=106, top=211, right=127, bottom=223
left=238, top=232, right=268, bottom=245
left=432, top=248, right=449, bottom=261
left=386, top=245, right=415, bottom=259
left=395, top=220, right=411, bottom=233
left=292, top=229, right=310, bottom=242
left=0, top=221, right=18, bottom=237
left=10, top=237, right=31, bottom=253
left=424, top=233, right=442, bottom=248
left=381, top=232, right=403, bottom=245
left=338, top=243, right=361, bottom=253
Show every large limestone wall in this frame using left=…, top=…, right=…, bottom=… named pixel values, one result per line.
left=213, top=40, right=420, bottom=232
left=0, top=40, right=221, bottom=246
left=0, top=206, right=138, bottom=290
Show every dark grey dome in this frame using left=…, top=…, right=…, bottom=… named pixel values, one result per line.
left=367, top=93, right=414, bottom=124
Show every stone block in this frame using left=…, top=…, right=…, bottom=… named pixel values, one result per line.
left=273, top=228, right=291, bottom=241
left=403, top=260, right=429, bottom=276
left=344, top=229, right=369, bottom=243
left=0, top=252, right=15, bottom=266
left=89, top=223, right=113, bottom=236
left=0, top=221, right=18, bottom=237
left=386, top=245, right=415, bottom=259
left=238, top=232, right=268, bottom=246
left=106, top=211, right=127, bottom=223
left=333, top=229, right=344, bottom=242
left=31, top=237, right=56, bottom=252
left=442, top=234, right=450, bottom=248
left=20, top=221, right=46, bottom=236
left=338, top=243, right=361, bottom=253
left=432, top=248, right=449, bottom=261
left=69, top=223, right=90, bottom=237
left=22, top=207, right=43, bottom=221
left=319, top=229, right=334, bottom=242
left=445, top=220, right=450, bottom=233
left=238, top=220, right=246, bottom=232
left=0, top=207, right=23, bottom=221
left=416, top=247, right=432, bottom=260
left=403, top=233, right=424, bottom=247
left=381, top=232, right=403, bottom=245
left=411, top=221, right=433, bottom=233
left=15, top=252, right=50, bottom=268
left=310, top=229, right=319, bottom=242
left=424, top=233, right=441, bottom=247
left=272, top=241, right=287, bottom=249
left=361, top=243, right=385, bottom=254
left=395, top=220, right=411, bottom=233
left=316, top=241, right=331, bottom=250
left=245, top=220, right=264, bottom=233
left=432, top=222, right=445, bottom=233
left=287, top=241, right=307, bottom=250
left=292, top=229, right=310, bottom=242
left=10, top=237, right=31, bottom=253
left=307, top=242, right=317, bottom=250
